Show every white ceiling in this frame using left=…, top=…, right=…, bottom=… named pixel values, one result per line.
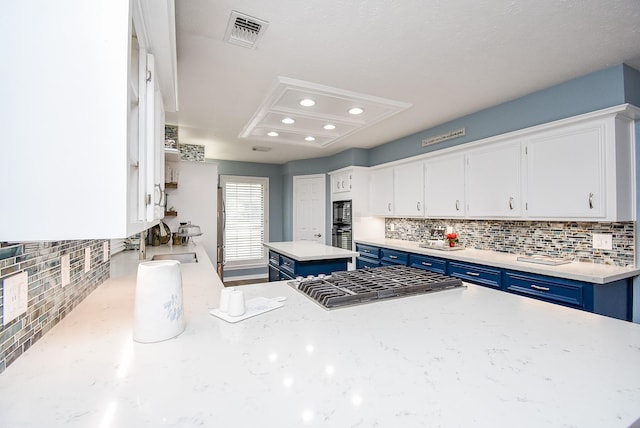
left=166, top=0, right=640, bottom=165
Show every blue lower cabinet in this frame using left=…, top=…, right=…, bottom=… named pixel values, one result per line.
left=354, top=242, right=630, bottom=321
left=356, top=257, right=381, bottom=269
left=380, top=248, right=409, bottom=266
left=447, top=261, right=502, bottom=289
left=505, top=271, right=631, bottom=321
left=409, top=254, right=447, bottom=274
left=268, top=264, right=280, bottom=282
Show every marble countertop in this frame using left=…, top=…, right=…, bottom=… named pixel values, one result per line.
left=264, top=240, right=359, bottom=261
left=0, top=243, right=639, bottom=427
left=356, top=238, right=640, bottom=284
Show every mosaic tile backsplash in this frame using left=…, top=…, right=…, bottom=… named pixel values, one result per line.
left=0, top=240, right=110, bottom=374
left=385, top=218, right=635, bottom=267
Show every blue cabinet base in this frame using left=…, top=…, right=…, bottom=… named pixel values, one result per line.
left=269, top=250, right=349, bottom=281
left=355, top=243, right=632, bottom=321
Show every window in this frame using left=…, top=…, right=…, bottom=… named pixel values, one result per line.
left=220, top=175, right=269, bottom=268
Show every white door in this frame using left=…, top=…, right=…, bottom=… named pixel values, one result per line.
left=293, top=174, right=326, bottom=243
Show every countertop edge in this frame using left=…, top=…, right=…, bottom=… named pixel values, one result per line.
left=264, top=241, right=359, bottom=261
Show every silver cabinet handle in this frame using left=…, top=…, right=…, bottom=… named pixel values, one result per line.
left=531, top=284, right=550, bottom=292
left=466, top=272, right=480, bottom=277
left=421, top=262, right=432, bottom=266
left=389, top=255, right=398, bottom=259
left=455, top=200, right=460, bottom=211
left=509, top=197, right=514, bottom=210
left=417, top=201, right=421, bottom=211
left=387, top=202, right=392, bottom=212
left=314, top=233, right=322, bottom=238
left=589, top=192, right=594, bottom=209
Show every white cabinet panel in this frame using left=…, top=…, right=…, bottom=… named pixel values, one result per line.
left=466, top=141, right=522, bottom=218
left=424, top=153, right=466, bottom=217
left=0, top=0, right=176, bottom=240
left=525, top=120, right=605, bottom=218
left=370, top=167, right=395, bottom=216
left=394, top=162, right=424, bottom=217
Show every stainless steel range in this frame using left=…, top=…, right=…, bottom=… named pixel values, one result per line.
left=289, top=265, right=464, bottom=309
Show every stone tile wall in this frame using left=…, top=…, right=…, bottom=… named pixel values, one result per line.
left=385, top=218, right=635, bottom=267
left=0, top=240, right=110, bottom=373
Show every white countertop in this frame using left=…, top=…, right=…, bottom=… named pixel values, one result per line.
left=264, top=240, right=359, bottom=261
left=356, top=238, right=640, bottom=284
left=0, top=243, right=639, bottom=427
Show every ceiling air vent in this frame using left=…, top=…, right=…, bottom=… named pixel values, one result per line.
left=223, top=11, right=269, bottom=49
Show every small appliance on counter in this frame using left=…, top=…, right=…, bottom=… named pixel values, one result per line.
left=176, top=221, right=203, bottom=245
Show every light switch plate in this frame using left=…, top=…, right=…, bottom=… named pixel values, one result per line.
left=61, top=254, right=70, bottom=287
left=3, top=271, right=28, bottom=325
left=84, top=247, right=91, bottom=273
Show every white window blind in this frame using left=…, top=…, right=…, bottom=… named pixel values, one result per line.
left=221, top=175, right=269, bottom=268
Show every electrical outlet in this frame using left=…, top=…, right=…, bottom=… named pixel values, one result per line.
left=3, top=271, right=28, bottom=326
left=84, top=247, right=91, bottom=273
left=103, top=242, right=109, bottom=262
left=61, top=254, right=70, bottom=287
left=592, top=233, right=613, bottom=250
left=390, top=223, right=395, bottom=231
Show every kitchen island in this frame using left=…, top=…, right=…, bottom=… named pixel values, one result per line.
left=264, top=240, right=358, bottom=281
left=0, top=244, right=639, bottom=427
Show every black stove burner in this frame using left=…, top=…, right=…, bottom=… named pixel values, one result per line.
left=289, top=265, right=464, bottom=309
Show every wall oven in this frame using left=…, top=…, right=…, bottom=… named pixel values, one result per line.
left=332, top=200, right=352, bottom=250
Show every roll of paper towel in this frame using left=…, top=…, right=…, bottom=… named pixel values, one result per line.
left=133, top=260, right=185, bottom=343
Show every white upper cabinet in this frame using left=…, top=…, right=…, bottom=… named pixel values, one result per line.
left=424, top=153, right=466, bottom=217
left=331, top=171, right=352, bottom=194
left=370, top=167, right=395, bottom=216
left=393, top=161, right=425, bottom=217
left=466, top=141, right=523, bottom=218
left=524, top=115, right=634, bottom=221
left=0, top=0, right=177, bottom=241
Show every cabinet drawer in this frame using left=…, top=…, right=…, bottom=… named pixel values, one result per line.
left=268, top=250, right=280, bottom=267
left=448, top=261, right=501, bottom=289
left=356, top=257, right=381, bottom=269
left=505, top=271, right=583, bottom=308
left=279, top=255, right=296, bottom=275
left=355, top=244, right=380, bottom=260
left=409, top=254, right=447, bottom=274
left=380, top=248, right=409, bottom=265
left=268, top=264, right=280, bottom=282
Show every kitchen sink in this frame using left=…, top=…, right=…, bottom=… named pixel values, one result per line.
left=151, top=252, right=198, bottom=263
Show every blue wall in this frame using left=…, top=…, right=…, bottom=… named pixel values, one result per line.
left=212, top=63, right=640, bottom=278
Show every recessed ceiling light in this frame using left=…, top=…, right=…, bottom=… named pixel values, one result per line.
left=323, top=124, right=336, bottom=130
left=299, top=98, right=316, bottom=107
left=281, top=117, right=295, bottom=125
left=305, top=136, right=315, bottom=142
left=267, top=131, right=279, bottom=137
left=348, top=107, right=364, bottom=115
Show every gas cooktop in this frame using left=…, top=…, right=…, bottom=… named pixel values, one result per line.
left=289, top=265, right=464, bottom=309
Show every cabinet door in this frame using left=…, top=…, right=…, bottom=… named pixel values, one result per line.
left=394, top=162, right=424, bottom=217
left=370, top=167, right=394, bottom=216
left=466, top=141, right=522, bottom=217
left=525, top=121, right=605, bottom=218
left=424, top=153, right=465, bottom=217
